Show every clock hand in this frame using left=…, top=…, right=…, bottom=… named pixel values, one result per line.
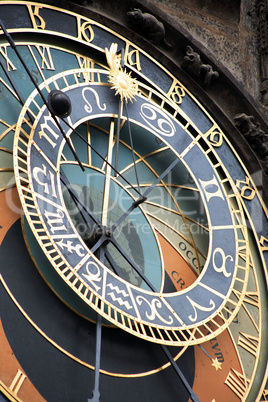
left=102, top=118, right=115, bottom=227
left=88, top=243, right=106, bottom=402
left=161, top=345, right=200, bottom=402
left=107, top=157, right=180, bottom=234
left=60, top=170, right=103, bottom=243
left=96, top=239, right=201, bottom=402
left=88, top=312, right=102, bottom=402
left=0, top=60, right=27, bottom=110
left=0, top=19, right=85, bottom=172
left=124, top=99, right=142, bottom=195
left=114, top=99, right=122, bottom=174
left=0, top=58, right=36, bottom=125
left=88, top=157, right=180, bottom=262
left=105, top=235, right=156, bottom=291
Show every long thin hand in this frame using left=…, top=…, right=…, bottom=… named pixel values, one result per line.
left=114, top=99, right=122, bottom=174
left=88, top=313, right=102, bottom=402
left=109, top=157, right=179, bottom=233
left=142, top=157, right=180, bottom=198
left=124, top=100, right=142, bottom=194
left=161, top=345, right=200, bottom=402
left=97, top=241, right=200, bottom=402
left=60, top=170, right=101, bottom=228
left=0, top=60, right=27, bottom=109
left=87, top=245, right=105, bottom=402
left=106, top=236, right=156, bottom=291
left=102, top=119, right=115, bottom=227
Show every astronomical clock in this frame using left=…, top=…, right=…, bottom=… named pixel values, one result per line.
left=0, top=1, right=267, bottom=401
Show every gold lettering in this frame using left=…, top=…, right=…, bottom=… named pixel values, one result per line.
left=262, top=388, right=268, bottom=401
left=27, top=5, right=46, bottom=30
left=9, top=369, right=27, bottom=396
left=167, top=81, right=185, bottom=104
left=124, top=43, right=141, bottom=71
left=236, top=176, right=255, bottom=200
left=205, top=126, right=223, bottom=147
left=38, top=115, right=60, bottom=148
left=260, top=235, right=268, bottom=252
left=44, top=209, right=67, bottom=234
left=33, top=164, right=57, bottom=198
left=77, top=18, right=94, bottom=43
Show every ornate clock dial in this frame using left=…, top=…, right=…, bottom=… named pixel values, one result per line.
left=13, top=68, right=249, bottom=347
left=0, top=2, right=267, bottom=402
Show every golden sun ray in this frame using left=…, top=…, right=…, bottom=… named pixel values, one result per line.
left=105, top=43, right=138, bottom=102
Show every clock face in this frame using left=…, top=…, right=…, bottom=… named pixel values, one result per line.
left=0, top=2, right=267, bottom=402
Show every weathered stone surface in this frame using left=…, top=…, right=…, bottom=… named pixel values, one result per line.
left=149, top=0, right=261, bottom=103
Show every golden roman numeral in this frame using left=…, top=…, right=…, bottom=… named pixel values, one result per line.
left=233, top=289, right=259, bottom=331
left=225, top=369, right=249, bottom=399
left=34, top=46, right=55, bottom=70
left=0, top=46, right=16, bottom=72
left=237, top=332, right=259, bottom=357
left=76, top=56, right=95, bottom=82
left=9, top=369, right=27, bottom=396
left=262, top=388, right=268, bottom=401
left=233, top=289, right=259, bottom=308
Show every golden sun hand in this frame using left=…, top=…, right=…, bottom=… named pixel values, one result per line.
left=105, top=43, right=138, bottom=102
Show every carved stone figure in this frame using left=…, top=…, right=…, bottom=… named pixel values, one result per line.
left=127, top=9, right=172, bottom=48
left=181, top=46, right=219, bottom=88
left=234, top=113, right=268, bottom=172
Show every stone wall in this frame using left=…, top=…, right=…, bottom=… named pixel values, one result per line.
left=149, top=0, right=261, bottom=104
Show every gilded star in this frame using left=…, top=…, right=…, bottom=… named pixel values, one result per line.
left=211, top=358, right=222, bottom=371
